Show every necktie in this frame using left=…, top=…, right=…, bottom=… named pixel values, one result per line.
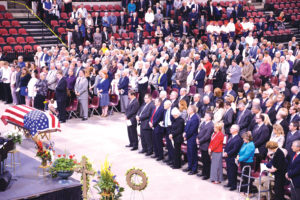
left=293, top=154, right=297, bottom=161
left=238, top=110, right=244, bottom=123
left=158, top=74, right=162, bottom=84
left=139, top=103, right=148, bottom=117
left=165, top=109, right=170, bottom=127
left=151, top=107, right=157, bottom=123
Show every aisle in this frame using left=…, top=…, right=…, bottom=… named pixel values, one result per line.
left=0, top=102, right=242, bottom=200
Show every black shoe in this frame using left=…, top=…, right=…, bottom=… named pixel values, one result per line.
left=125, top=145, right=132, bottom=148
left=196, top=173, right=203, bottom=177
left=59, top=120, right=66, bottom=123
left=156, top=157, right=163, bottom=161
left=145, top=152, right=153, bottom=156
left=82, top=118, right=88, bottom=121
left=131, top=147, right=138, bottom=151
left=224, top=184, right=231, bottom=188
left=183, top=167, right=190, bottom=172
left=202, top=176, right=209, bottom=180
left=163, top=159, right=170, bottom=163
left=229, top=187, right=236, bottom=191
left=171, top=165, right=180, bottom=169
left=188, top=171, right=197, bottom=175
left=167, top=161, right=173, bottom=166
left=139, top=150, right=146, bottom=154
left=151, top=155, right=157, bottom=158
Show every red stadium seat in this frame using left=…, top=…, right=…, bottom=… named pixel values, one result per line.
left=59, top=20, right=66, bottom=27
left=88, top=96, right=100, bottom=116
left=16, top=37, right=26, bottom=44
left=2, top=20, right=11, bottom=28
left=0, top=13, right=3, bottom=19
left=9, top=28, right=18, bottom=35
left=26, top=36, right=36, bottom=44
left=7, top=37, right=16, bottom=44
left=0, top=29, right=8, bottom=36
left=18, top=28, right=28, bottom=35
left=114, top=5, right=122, bottom=11
left=4, top=13, right=13, bottom=19
left=107, top=5, right=114, bottom=11
left=11, top=20, right=21, bottom=27
left=99, top=5, right=107, bottom=11
left=14, top=45, right=23, bottom=52
left=92, top=5, right=100, bottom=11
left=0, top=37, right=5, bottom=45
left=0, top=5, right=5, bottom=11
left=121, top=32, right=129, bottom=39
left=51, top=20, right=58, bottom=27
left=129, top=32, right=134, bottom=39
left=24, top=45, right=33, bottom=52
left=84, top=5, right=91, bottom=11
left=57, top=27, right=66, bottom=35
left=60, top=12, right=68, bottom=19
left=3, top=46, right=12, bottom=52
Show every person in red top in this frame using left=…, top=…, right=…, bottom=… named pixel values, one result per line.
left=209, top=122, right=224, bottom=184
left=235, top=19, right=243, bottom=37
left=203, top=57, right=212, bottom=77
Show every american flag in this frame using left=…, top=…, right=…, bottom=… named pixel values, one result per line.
left=1, top=105, right=60, bottom=136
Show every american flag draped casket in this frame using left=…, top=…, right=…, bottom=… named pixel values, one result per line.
left=1, top=105, right=61, bottom=136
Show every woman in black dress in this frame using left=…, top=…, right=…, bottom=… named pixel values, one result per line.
left=169, top=107, right=185, bottom=169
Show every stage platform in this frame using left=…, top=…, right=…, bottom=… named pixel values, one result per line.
left=0, top=140, right=82, bottom=200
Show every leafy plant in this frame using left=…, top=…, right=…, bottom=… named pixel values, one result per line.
left=6, top=130, right=22, bottom=144
left=79, top=156, right=94, bottom=194
left=93, top=158, right=124, bottom=200
left=49, top=154, right=77, bottom=177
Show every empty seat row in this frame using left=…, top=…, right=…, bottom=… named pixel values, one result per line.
left=0, top=12, right=13, bottom=20
left=0, top=36, right=36, bottom=45
left=0, top=28, right=28, bottom=36
left=1, top=20, right=21, bottom=28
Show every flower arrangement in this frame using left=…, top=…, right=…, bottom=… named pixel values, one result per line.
left=93, top=158, right=124, bottom=200
left=49, top=153, right=77, bottom=177
left=5, top=130, right=22, bottom=145
left=125, top=167, right=148, bottom=191
left=35, top=140, right=53, bottom=166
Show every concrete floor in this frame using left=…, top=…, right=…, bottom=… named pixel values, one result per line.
left=0, top=102, right=244, bottom=200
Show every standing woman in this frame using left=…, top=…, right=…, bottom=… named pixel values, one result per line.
left=169, top=107, right=185, bottom=169
left=34, top=72, right=48, bottom=110
left=19, top=67, right=31, bottom=105
left=97, top=70, right=110, bottom=117
left=209, top=122, right=224, bottom=184
left=27, top=70, right=38, bottom=107
left=157, top=66, right=168, bottom=91
left=237, top=132, right=256, bottom=196
left=265, top=141, right=287, bottom=200
left=213, top=99, right=225, bottom=123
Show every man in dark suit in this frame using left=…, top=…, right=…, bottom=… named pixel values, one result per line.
left=286, top=140, right=300, bottom=200
left=289, top=106, right=300, bottom=123
left=183, top=105, right=200, bottom=175
left=199, top=96, right=212, bottom=118
left=252, top=114, right=271, bottom=171
left=163, top=100, right=175, bottom=165
left=264, top=99, right=277, bottom=124
left=235, top=101, right=252, bottom=135
left=149, top=98, right=165, bottom=160
left=93, top=12, right=101, bottom=28
left=285, top=122, right=300, bottom=159
left=130, top=12, right=139, bottom=32
left=276, top=108, right=290, bottom=136
left=197, top=111, right=214, bottom=179
left=223, top=82, right=237, bottom=99
left=179, top=21, right=190, bottom=38
left=256, top=18, right=265, bottom=39
left=136, top=94, right=155, bottom=156
left=136, top=0, right=148, bottom=18
left=133, top=28, right=143, bottom=45
left=125, top=91, right=140, bottom=150
left=117, top=11, right=127, bottom=34
left=224, top=124, right=243, bottom=191
left=228, top=37, right=236, bottom=52
left=248, top=105, right=261, bottom=131
left=55, top=70, right=67, bottom=123
left=273, top=93, right=285, bottom=112
left=101, top=27, right=109, bottom=43
left=223, top=101, right=235, bottom=136
left=194, top=64, right=206, bottom=95
left=206, top=1, right=217, bottom=21
left=178, top=88, right=190, bottom=106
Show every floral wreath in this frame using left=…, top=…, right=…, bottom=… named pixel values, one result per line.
left=126, top=168, right=148, bottom=191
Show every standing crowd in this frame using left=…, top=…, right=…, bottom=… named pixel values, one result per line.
left=0, top=0, right=300, bottom=199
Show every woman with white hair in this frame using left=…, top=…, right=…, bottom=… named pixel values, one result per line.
left=169, top=107, right=185, bottom=169
left=34, top=72, right=48, bottom=110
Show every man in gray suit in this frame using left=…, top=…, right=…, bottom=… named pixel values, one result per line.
left=227, top=59, right=242, bottom=92
left=46, top=63, right=57, bottom=96
left=75, top=70, right=88, bottom=121
left=197, top=111, right=214, bottom=180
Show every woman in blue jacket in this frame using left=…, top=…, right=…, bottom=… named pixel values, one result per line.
left=97, top=71, right=110, bottom=117
left=158, top=66, right=168, bottom=91
left=127, top=0, right=136, bottom=15
left=237, top=132, right=256, bottom=195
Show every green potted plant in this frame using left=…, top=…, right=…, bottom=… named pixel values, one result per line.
left=6, top=130, right=22, bottom=149
left=93, top=158, right=124, bottom=200
left=49, top=154, right=77, bottom=179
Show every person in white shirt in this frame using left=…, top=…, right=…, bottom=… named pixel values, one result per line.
left=145, top=8, right=154, bottom=33
left=227, top=19, right=235, bottom=38
left=27, top=71, right=38, bottom=106
left=2, top=62, right=12, bottom=104
left=10, top=65, right=18, bottom=105
left=245, top=32, right=254, bottom=47
left=85, top=13, right=94, bottom=29
left=278, top=56, right=290, bottom=78
left=76, top=4, right=88, bottom=19
left=206, top=22, right=214, bottom=34
left=248, top=19, right=255, bottom=32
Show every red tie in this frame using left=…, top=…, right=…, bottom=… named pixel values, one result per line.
left=293, top=154, right=297, bottom=161
left=151, top=108, right=157, bottom=123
